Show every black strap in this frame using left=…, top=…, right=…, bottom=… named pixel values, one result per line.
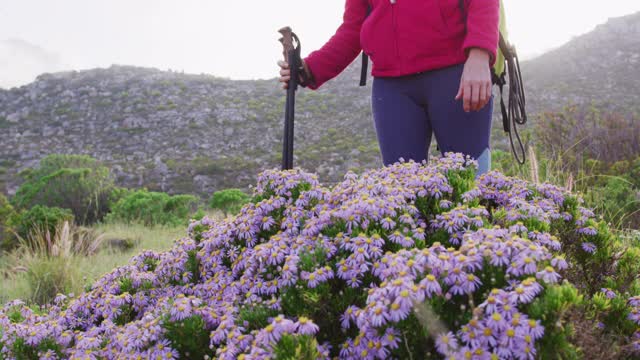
left=458, top=0, right=467, bottom=32
left=359, top=5, right=373, bottom=87
left=502, top=39, right=527, bottom=165
left=359, top=53, right=369, bottom=87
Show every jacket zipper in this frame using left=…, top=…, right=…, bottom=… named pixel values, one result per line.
left=390, top=0, right=400, bottom=60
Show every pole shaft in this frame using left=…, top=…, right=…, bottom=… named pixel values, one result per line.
left=282, top=49, right=299, bottom=170
left=282, top=94, right=291, bottom=170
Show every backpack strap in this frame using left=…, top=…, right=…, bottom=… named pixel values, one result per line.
left=359, top=5, right=373, bottom=87
left=359, top=52, right=369, bottom=87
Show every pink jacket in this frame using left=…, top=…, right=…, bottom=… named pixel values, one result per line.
left=304, top=0, right=499, bottom=89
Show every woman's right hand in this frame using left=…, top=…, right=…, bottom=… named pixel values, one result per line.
left=277, top=59, right=310, bottom=89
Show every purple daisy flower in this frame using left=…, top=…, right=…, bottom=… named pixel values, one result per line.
left=551, top=256, right=569, bottom=270
left=578, top=226, right=598, bottom=236
left=601, top=288, right=617, bottom=299
left=296, top=317, right=319, bottom=335
left=435, top=331, right=459, bottom=356
left=536, top=266, right=561, bottom=284
left=581, top=242, right=597, bottom=254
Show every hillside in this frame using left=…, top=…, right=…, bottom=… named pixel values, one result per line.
left=0, top=64, right=377, bottom=196
left=1, top=11, right=639, bottom=197
left=522, top=11, right=640, bottom=111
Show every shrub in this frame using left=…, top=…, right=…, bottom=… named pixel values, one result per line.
left=529, top=106, right=640, bottom=229
left=12, top=154, right=117, bottom=224
left=585, top=177, right=639, bottom=229
left=0, top=194, right=15, bottom=249
left=494, top=145, right=640, bottom=230
left=535, top=105, right=640, bottom=167
left=209, top=188, right=250, bottom=216
left=24, top=221, right=105, bottom=258
left=23, top=255, right=77, bottom=306
left=0, top=220, right=107, bottom=305
left=0, top=154, right=639, bottom=358
left=107, top=189, right=198, bottom=226
left=11, top=206, right=74, bottom=249
left=0, top=250, right=78, bottom=307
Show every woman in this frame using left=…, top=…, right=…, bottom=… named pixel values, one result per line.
left=278, top=0, right=499, bottom=174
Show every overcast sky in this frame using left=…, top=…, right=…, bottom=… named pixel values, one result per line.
left=1, top=0, right=639, bottom=89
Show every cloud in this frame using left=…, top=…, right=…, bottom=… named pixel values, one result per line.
left=0, top=38, right=65, bottom=89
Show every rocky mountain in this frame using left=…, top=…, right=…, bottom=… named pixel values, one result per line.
left=1, top=12, right=639, bottom=197
left=522, top=11, right=640, bottom=112
left=0, top=64, right=377, bottom=196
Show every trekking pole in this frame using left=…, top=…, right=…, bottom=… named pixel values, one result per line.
left=278, top=27, right=302, bottom=170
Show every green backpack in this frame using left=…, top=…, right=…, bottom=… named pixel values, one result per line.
left=359, top=0, right=528, bottom=164
left=493, top=0, right=508, bottom=81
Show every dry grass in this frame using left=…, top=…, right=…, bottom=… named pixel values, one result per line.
left=0, top=222, right=187, bottom=305
left=17, top=221, right=106, bottom=258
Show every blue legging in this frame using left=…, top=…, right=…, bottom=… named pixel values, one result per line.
left=371, top=63, right=493, bottom=174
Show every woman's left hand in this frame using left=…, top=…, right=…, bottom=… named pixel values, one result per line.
left=455, top=48, right=492, bottom=112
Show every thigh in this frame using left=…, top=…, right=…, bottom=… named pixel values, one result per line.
left=372, top=77, right=432, bottom=166
left=425, top=64, right=493, bottom=160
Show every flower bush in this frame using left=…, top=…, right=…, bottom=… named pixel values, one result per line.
left=1, top=153, right=639, bottom=359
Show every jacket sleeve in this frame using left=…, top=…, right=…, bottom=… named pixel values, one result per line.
left=462, top=0, right=500, bottom=65
left=303, top=0, right=369, bottom=90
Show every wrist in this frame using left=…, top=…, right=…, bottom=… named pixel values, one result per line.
left=300, top=60, right=315, bottom=88
left=468, top=48, right=491, bottom=63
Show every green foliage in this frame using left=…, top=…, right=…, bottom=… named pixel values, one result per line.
left=113, top=304, right=137, bottom=326
left=118, top=276, right=153, bottom=296
left=11, top=205, right=74, bottom=247
left=188, top=222, right=208, bottom=244
left=191, top=208, right=206, bottom=222
left=24, top=255, right=76, bottom=305
left=446, top=166, right=476, bottom=203
left=5, top=306, right=25, bottom=324
left=163, top=314, right=213, bottom=359
left=106, top=189, right=198, bottom=226
left=585, top=177, right=639, bottom=229
left=11, top=337, right=62, bottom=360
left=588, top=291, right=637, bottom=336
left=185, top=250, right=200, bottom=284
left=0, top=194, right=16, bottom=249
left=209, top=188, right=250, bottom=216
left=12, top=154, right=117, bottom=224
left=237, top=305, right=279, bottom=332
left=525, top=283, right=582, bottom=359
left=607, top=246, right=640, bottom=295
left=108, top=186, right=132, bottom=206
left=280, top=280, right=366, bottom=351
left=280, top=246, right=367, bottom=350
left=274, top=334, right=322, bottom=360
